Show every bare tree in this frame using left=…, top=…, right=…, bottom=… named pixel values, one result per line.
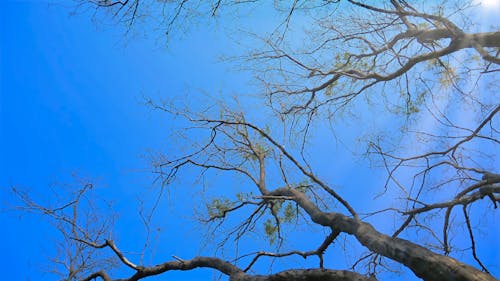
left=16, top=1, right=500, bottom=281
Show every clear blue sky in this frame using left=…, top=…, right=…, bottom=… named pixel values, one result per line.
left=0, top=1, right=244, bottom=279
left=1, top=1, right=499, bottom=281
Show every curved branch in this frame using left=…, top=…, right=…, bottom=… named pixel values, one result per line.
left=243, top=230, right=340, bottom=271
left=404, top=184, right=500, bottom=215
left=81, top=255, right=376, bottom=281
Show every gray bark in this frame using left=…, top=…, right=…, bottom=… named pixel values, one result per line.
left=269, top=188, right=497, bottom=281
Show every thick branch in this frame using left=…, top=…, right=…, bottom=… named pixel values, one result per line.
left=233, top=269, right=376, bottom=281
left=81, top=270, right=112, bottom=281
left=131, top=256, right=242, bottom=280
left=269, top=188, right=496, bottom=281
left=82, top=256, right=375, bottom=281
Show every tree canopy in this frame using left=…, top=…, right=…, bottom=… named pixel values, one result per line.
left=11, top=1, right=500, bottom=281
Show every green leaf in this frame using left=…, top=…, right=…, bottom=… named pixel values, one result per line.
left=264, top=219, right=277, bottom=245
left=206, top=197, right=233, bottom=218
left=282, top=203, right=295, bottom=223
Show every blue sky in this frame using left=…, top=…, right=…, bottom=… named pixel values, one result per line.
left=1, top=1, right=499, bottom=281
left=0, top=1, right=241, bottom=279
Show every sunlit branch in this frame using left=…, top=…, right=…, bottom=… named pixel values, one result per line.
left=73, top=238, right=138, bottom=270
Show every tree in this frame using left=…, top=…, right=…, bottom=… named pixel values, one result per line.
left=14, top=1, right=500, bottom=281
